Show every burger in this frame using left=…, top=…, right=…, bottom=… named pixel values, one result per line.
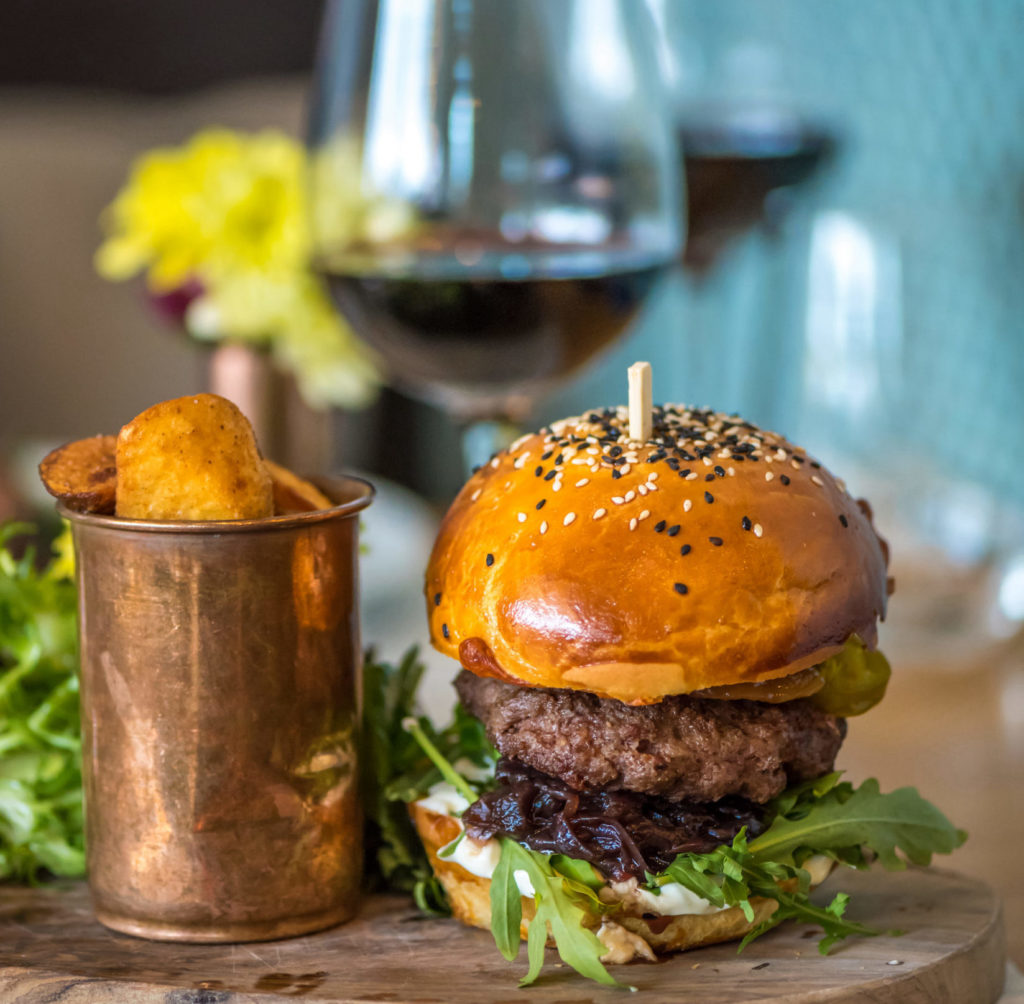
left=405, top=402, right=963, bottom=985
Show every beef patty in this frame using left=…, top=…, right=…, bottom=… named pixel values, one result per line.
left=455, top=670, right=846, bottom=804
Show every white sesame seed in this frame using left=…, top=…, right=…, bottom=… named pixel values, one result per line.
left=646, top=482, right=659, bottom=492
left=620, top=464, right=631, bottom=474
left=513, top=456, right=525, bottom=469
left=683, top=499, right=692, bottom=512
left=624, top=490, right=636, bottom=502
left=638, top=509, right=650, bottom=521
left=686, top=472, right=698, bottom=481
left=648, top=472, right=659, bottom=480
left=765, top=471, right=775, bottom=482
left=575, top=478, right=589, bottom=488
left=540, top=521, right=548, bottom=534
left=753, top=523, right=763, bottom=537
left=727, top=466, right=736, bottom=476
left=593, top=508, right=607, bottom=519
left=702, top=457, right=713, bottom=466
left=510, top=435, right=531, bottom=452
left=517, top=512, right=527, bottom=523
left=612, top=496, right=625, bottom=505
left=791, top=460, right=801, bottom=469
left=490, top=457, right=500, bottom=468
left=586, top=447, right=600, bottom=455
left=717, top=449, right=731, bottom=459
left=776, top=449, right=787, bottom=460
left=552, top=481, right=561, bottom=492
left=811, top=475, right=824, bottom=487
left=765, top=455, right=774, bottom=464
left=637, top=484, right=648, bottom=496
left=471, top=488, right=482, bottom=501
left=563, top=512, right=576, bottom=526
left=629, top=518, right=638, bottom=531
left=571, top=457, right=588, bottom=466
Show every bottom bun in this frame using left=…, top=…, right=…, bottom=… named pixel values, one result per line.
left=410, top=802, right=834, bottom=963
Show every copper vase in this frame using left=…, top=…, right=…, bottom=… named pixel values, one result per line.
left=61, top=475, right=373, bottom=942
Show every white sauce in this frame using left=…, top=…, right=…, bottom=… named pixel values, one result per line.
left=413, top=784, right=728, bottom=914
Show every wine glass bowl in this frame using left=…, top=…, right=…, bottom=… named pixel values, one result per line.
left=307, top=0, right=682, bottom=426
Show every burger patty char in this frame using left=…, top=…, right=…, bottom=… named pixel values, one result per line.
left=455, top=670, right=846, bottom=804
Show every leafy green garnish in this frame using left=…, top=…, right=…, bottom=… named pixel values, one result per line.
left=360, top=647, right=495, bottom=913
left=749, top=776, right=967, bottom=869
left=647, top=772, right=966, bottom=955
left=0, top=523, right=84, bottom=881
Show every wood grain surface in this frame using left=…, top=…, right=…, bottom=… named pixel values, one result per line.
left=0, top=868, right=1005, bottom=1003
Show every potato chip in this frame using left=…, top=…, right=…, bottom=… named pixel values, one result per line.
left=38, top=435, right=117, bottom=514
left=115, top=394, right=273, bottom=520
left=265, top=459, right=333, bottom=515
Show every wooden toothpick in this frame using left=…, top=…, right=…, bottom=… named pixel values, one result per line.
left=628, top=361, right=652, bottom=443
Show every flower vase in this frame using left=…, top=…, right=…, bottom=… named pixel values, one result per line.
left=206, top=342, right=333, bottom=477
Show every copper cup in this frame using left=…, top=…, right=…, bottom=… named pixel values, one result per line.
left=60, top=475, right=373, bottom=942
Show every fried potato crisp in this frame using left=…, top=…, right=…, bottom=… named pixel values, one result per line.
left=265, top=459, right=333, bottom=515
left=38, top=435, right=117, bottom=514
left=115, top=394, right=274, bottom=520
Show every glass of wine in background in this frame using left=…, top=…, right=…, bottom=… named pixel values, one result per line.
left=307, top=0, right=683, bottom=468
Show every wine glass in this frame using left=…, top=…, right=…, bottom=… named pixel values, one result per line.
left=307, top=0, right=682, bottom=467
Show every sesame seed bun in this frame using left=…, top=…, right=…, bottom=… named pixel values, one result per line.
left=410, top=802, right=835, bottom=961
left=425, top=406, right=890, bottom=704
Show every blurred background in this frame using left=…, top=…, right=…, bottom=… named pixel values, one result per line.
left=1, top=0, right=1022, bottom=963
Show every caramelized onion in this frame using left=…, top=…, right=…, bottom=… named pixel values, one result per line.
left=462, top=758, right=765, bottom=882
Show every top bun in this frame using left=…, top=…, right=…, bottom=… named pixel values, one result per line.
left=425, top=405, right=890, bottom=704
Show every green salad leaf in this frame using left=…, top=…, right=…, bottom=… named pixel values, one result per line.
left=360, top=647, right=495, bottom=913
left=0, top=523, right=84, bottom=881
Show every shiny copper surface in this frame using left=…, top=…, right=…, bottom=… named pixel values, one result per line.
left=60, top=476, right=373, bottom=943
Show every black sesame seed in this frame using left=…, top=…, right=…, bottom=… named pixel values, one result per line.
left=780, top=474, right=791, bottom=485
left=811, top=461, right=822, bottom=469
left=434, top=592, right=441, bottom=606
left=544, top=470, right=557, bottom=481
left=541, top=450, right=553, bottom=461
left=471, top=465, right=481, bottom=474
left=442, top=623, right=449, bottom=639
left=741, top=516, right=752, bottom=531
left=486, top=553, right=494, bottom=567
left=554, top=453, right=565, bottom=465
left=839, top=514, right=849, bottom=527
left=612, top=469, right=622, bottom=479
left=705, top=472, right=715, bottom=482
left=709, top=536, right=723, bottom=546
left=704, top=491, right=714, bottom=504
left=534, top=466, right=543, bottom=477
left=679, top=469, right=691, bottom=478
left=536, top=499, right=546, bottom=510
left=654, top=520, right=666, bottom=533
left=714, top=465, right=726, bottom=477
left=673, top=582, right=689, bottom=596
left=667, top=525, right=680, bottom=537
left=610, top=445, right=623, bottom=457
left=680, top=544, right=692, bottom=556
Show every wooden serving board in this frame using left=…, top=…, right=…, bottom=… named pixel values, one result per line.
left=0, top=868, right=1006, bottom=1003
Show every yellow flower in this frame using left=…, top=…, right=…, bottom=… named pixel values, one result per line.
left=96, top=129, right=307, bottom=289
left=95, top=128, right=383, bottom=409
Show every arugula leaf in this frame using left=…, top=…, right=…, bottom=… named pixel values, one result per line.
left=749, top=777, right=967, bottom=868
left=0, top=523, right=84, bottom=882
left=490, top=838, right=522, bottom=961
left=360, top=647, right=496, bottom=912
left=497, top=838, right=620, bottom=989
